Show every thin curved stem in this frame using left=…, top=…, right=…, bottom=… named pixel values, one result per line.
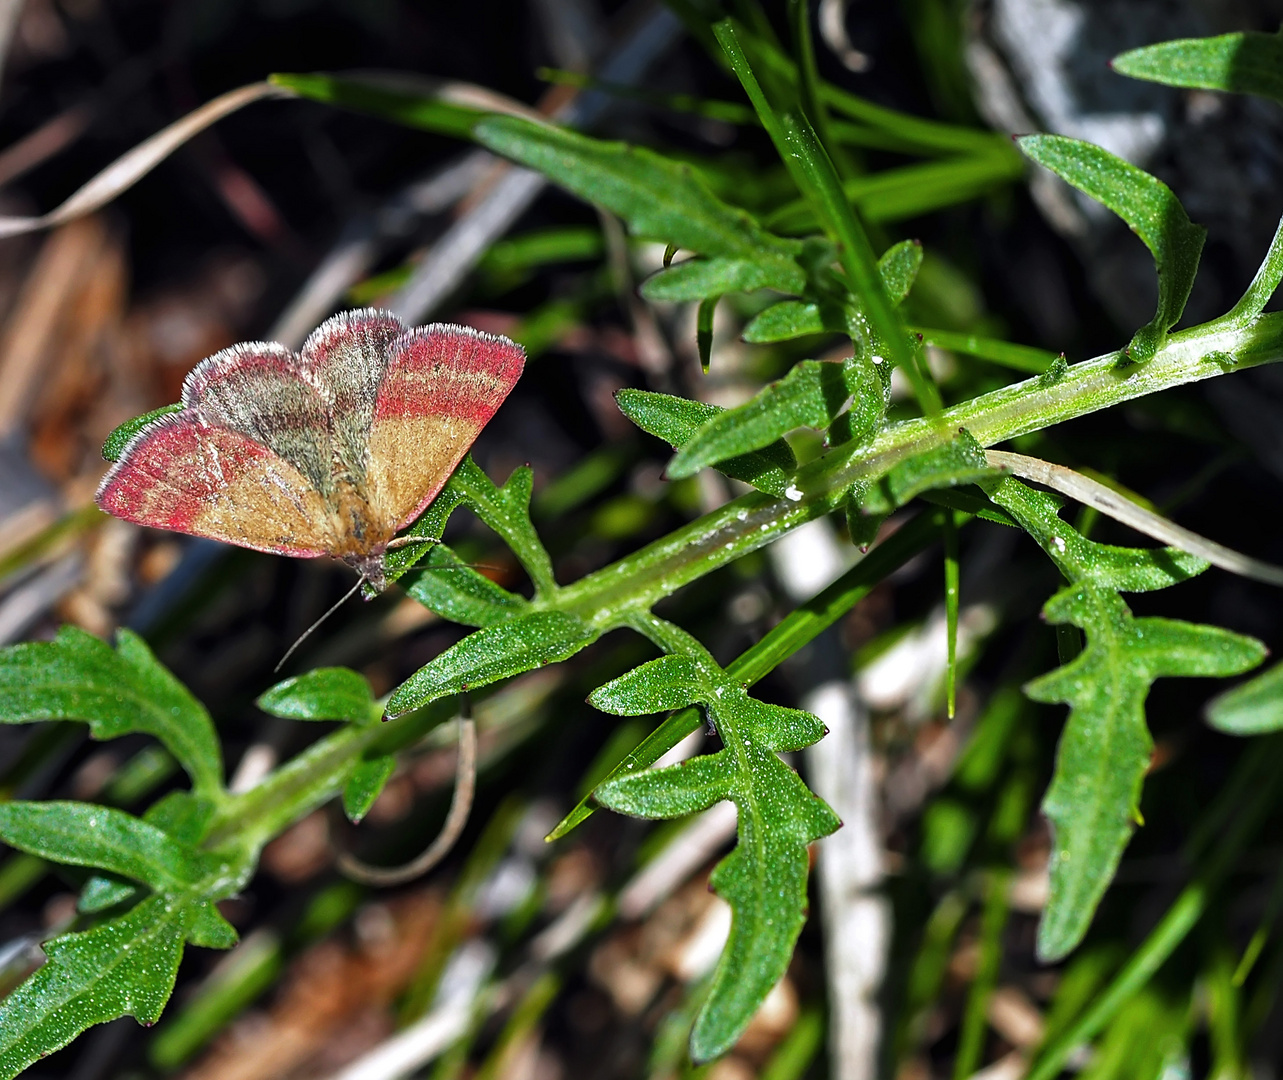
left=336, top=707, right=478, bottom=887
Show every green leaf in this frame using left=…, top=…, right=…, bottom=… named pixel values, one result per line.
left=766, top=153, right=1025, bottom=232
left=589, top=655, right=707, bottom=714
left=859, top=428, right=995, bottom=514
left=595, top=670, right=838, bottom=1061
left=0, top=627, right=223, bottom=801
left=877, top=238, right=924, bottom=304
left=79, top=875, right=137, bottom=914
left=1206, top=662, right=1283, bottom=735
left=914, top=327, right=1057, bottom=374
left=742, top=300, right=837, bottom=343
left=640, top=256, right=805, bottom=302
left=986, top=477, right=1265, bottom=960
left=448, top=457, right=557, bottom=596
left=101, top=404, right=181, bottom=462
left=343, top=755, right=397, bottom=823
left=143, top=792, right=216, bottom=846
left=384, top=481, right=468, bottom=582
left=1112, top=31, right=1283, bottom=105
left=473, top=115, right=803, bottom=268
left=667, top=355, right=888, bottom=481
left=615, top=389, right=797, bottom=497
left=0, top=802, right=205, bottom=892
left=387, top=611, right=597, bottom=717
left=742, top=238, right=919, bottom=343
left=547, top=511, right=945, bottom=843
left=187, top=902, right=239, bottom=950
left=271, top=71, right=485, bottom=140
left=1018, top=135, right=1206, bottom=362
left=257, top=667, right=376, bottom=724
left=0, top=895, right=196, bottom=1076
left=404, top=545, right=528, bottom=627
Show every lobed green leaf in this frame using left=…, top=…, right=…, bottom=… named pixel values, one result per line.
left=448, top=457, right=557, bottom=596
left=0, top=627, right=223, bottom=801
left=0, top=895, right=200, bottom=1077
left=987, top=478, right=1264, bottom=960
left=593, top=662, right=838, bottom=1061
left=588, top=655, right=707, bottom=715
left=859, top=429, right=994, bottom=515
left=1112, top=31, right=1283, bottom=105
left=385, top=480, right=467, bottom=582
left=1018, top=135, right=1205, bottom=362
left=257, top=667, right=377, bottom=724
left=386, top=611, right=597, bottom=717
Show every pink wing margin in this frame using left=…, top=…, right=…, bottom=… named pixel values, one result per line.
left=368, top=323, right=526, bottom=528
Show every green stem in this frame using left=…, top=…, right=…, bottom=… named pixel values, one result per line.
left=199, top=310, right=1283, bottom=866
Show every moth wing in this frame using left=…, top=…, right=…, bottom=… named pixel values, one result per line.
left=298, top=308, right=407, bottom=484
left=365, top=324, right=526, bottom=529
left=96, top=413, right=334, bottom=557
left=183, top=342, right=334, bottom=497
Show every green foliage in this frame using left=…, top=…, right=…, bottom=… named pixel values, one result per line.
left=404, top=545, right=529, bottom=627
left=639, top=255, right=803, bottom=301
left=343, top=754, right=398, bottom=823
left=1018, top=135, right=1205, bottom=362
left=1206, top=662, right=1283, bottom=734
left=101, top=404, right=183, bottom=461
left=862, top=429, right=994, bottom=514
left=0, top=797, right=245, bottom=1074
left=0, top=627, right=224, bottom=801
left=473, top=115, right=803, bottom=269
left=1112, top=31, right=1283, bottom=105
left=590, top=628, right=838, bottom=1060
left=712, top=18, right=933, bottom=406
left=986, top=478, right=1265, bottom=960
left=615, top=389, right=798, bottom=496
left=271, top=72, right=485, bottom=139
left=257, top=667, right=377, bottom=724
left=387, top=612, right=598, bottom=717
left=667, top=353, right=888, bottom=481
left=10, top=16, right=1283, bottom=1076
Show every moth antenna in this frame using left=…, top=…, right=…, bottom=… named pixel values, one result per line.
left=337, top=701, right=477, bottom=887
left=274, top=575, right=367, bottom=673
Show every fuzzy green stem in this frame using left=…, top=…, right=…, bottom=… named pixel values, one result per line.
left=200, top=310, right=1283, bottom=865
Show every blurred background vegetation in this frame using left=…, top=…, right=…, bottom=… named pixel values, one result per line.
left=4, top=1, right=1283, bottom=1078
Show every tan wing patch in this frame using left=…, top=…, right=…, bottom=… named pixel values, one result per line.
left=364, top=413, right=476, bottom=530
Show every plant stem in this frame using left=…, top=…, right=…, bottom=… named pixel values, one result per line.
left=200, top=310, right=1283, bottom=863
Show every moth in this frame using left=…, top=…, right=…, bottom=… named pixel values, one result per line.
left=96, top=309, right=526, bottom=592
